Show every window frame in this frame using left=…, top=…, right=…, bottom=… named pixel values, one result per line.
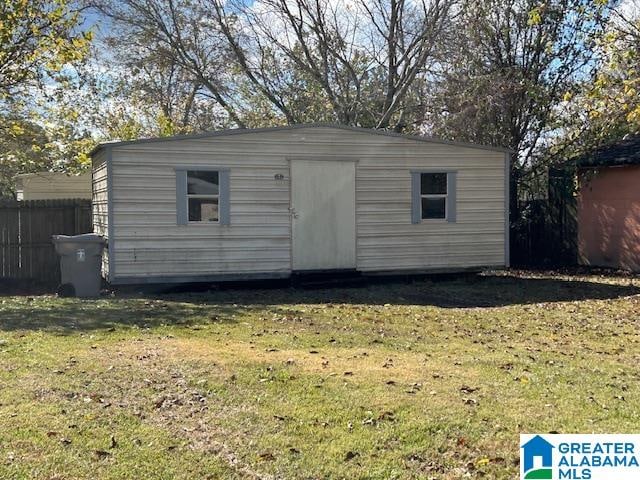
left=176, top=167, right=230, bottom=226
left=186, top=170, right=220, bottom=224
left=410, top=170, right=457, bottom=224
left=420, top=172, right=448, bottom=220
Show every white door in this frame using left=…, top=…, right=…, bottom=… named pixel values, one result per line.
left=290, top=159, right=356, bottom=271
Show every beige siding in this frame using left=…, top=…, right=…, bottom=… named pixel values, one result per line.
left=16, top=172, right=91, bottom=200
left=92, top=150, right=109, bottom=277
left=107, top=126, right=506, bottom=281
left=110, top=152, right=290, bottom=279
left=357, top=153, right=505, bottom=271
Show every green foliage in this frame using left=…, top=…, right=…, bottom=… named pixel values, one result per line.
left=0, top=113, right=52, bottom=197
left=0, top=0, right=91, bottom=98
left=587, top=23, right=639, bottom=130
left=0, top=0, right=92, bottom=197
left=0, top=101, right=95, bottom=198
left=548, top=5, right=640, bottom=162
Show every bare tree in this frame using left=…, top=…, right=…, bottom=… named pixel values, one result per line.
left=99, top=33, right=224, bottom=134
left=423, top=0, right=611, bottom=217
left=212, top=0, right=455, bottom=129
left=92, top=0, right=247, bottom=127
left=92, top=0, right=456, bottom=130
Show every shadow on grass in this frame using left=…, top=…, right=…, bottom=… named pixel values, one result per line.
left=0, top=273, right=637, bottom=333
left=0, top=297, right=242, bottom=333
left=157, top=273, right=638, bottom=309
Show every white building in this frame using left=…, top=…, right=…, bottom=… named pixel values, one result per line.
left=91, top=124, right=510, bottom=284
left=15, top=172, right=91, bottom=201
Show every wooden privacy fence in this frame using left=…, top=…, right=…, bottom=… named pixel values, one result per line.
left=0, top=199, right=92, bottom=286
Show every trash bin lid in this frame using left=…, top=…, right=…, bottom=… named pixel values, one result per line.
left=52, top=233, right=105, bottom=244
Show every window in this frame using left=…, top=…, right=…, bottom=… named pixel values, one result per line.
left=411, top=171, right=456, bottom=224
left=187, top=170, right=219, bottom=222
left=420, top=172, right=447, bottom=219
left=176, top=168, right=229, bottom=225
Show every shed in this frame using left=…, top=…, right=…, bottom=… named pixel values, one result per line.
left=575, top=135, right=640, bottom=272
left=90, top=124, right=510, bottom=285
left=15, top=172, right=91, bottom=201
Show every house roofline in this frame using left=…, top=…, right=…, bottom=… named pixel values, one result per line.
left=14, top=171, right=89, bottom=179
left=89, top=123, right=512, bottom=157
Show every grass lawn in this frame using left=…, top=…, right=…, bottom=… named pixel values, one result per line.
left=1, top=271, right=639, bottom=479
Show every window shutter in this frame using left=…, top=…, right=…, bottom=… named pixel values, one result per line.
left=411, top=172, right=421, bottom=224
left=447, top=171, right=457, bottom=223
left=219, top=169, right=230, bottom=225
left=176, top=169, right=188, bottom=225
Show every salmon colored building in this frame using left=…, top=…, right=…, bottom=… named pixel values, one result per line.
left=576, top=136, right=640, bottom=272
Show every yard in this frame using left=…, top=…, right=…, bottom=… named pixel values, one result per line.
left=1, top=271, right=639, bottom=480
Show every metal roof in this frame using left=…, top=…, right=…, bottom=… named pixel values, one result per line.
left=89, top=123, right=511, bottom=157
left=575, top=135, right=640, bottom=168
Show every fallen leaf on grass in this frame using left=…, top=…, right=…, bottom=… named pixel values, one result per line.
left=93, top=450, right=111, bottom=460
left=406, top=453, right=425, bottom=462
left=344, top=451, right=359, bottom=461
left=405, top=382, right=422, bottom=394
left=377, top=411, right=396, bottom=422
left=460, top=385, right=480, bottom=394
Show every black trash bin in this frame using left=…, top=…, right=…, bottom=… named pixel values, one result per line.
left=52, top=234, right=105, bottom=298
